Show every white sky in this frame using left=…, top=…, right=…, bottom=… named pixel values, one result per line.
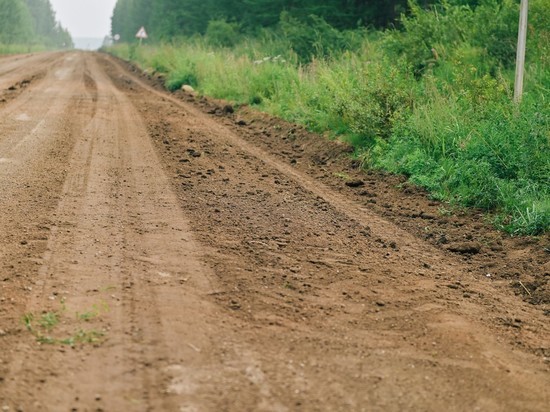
left=50, top=0, right=118, bottom=38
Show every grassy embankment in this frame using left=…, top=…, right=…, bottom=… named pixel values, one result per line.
left=0, top=44, right=48, bottom=54
left=108, top=1, right=549, bottom=235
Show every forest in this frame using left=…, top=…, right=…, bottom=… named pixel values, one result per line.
left=0, top=0, right=72, bottom=51
left=109, top=0, right=549, bottom=235
left=111, top=0, right=419, bottom=42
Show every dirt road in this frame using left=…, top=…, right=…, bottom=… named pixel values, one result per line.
left=0, top=51, right=548, bottom=411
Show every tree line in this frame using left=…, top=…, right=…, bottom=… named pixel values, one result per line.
left=110, top=0, right=426, bottom=42
left=0, top=0, right=72, bottom=48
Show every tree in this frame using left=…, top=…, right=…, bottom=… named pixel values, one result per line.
left=24, top=0, right=72, bottom=47
left=0, top=0, right=34, bottom=44
left=150, top=0, right=217, bottom=39
left=0, top=0, right=72, bottom=48
left=111, top=0, right=134, bottom=42
left=25, top=0, right=56, bottom=41
left=110, top=0, right=438, bottom=41
left=112, top=0, right=154, bottom=42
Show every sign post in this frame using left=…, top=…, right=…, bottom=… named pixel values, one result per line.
left=136, top=26, right=148, bottom=46
left=514, top=0, right=528, bottom=103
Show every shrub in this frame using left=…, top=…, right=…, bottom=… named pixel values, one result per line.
left=206, top=20, right=240, bottom=48
left=384, top=0, right=527, bottom=74
left=470, top=0, right=519, bottom=68
left=384, top=1, right=473, bottom=76
left=337, top=62, right=414, bottom=142
left=279, top=12, right=351, bottom=62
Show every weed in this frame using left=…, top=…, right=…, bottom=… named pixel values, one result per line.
left=438, top=206, right=454, bottom=217
left=333, top=172, right=350, bottom=180
left=38, top=312, right=59, bottom=330
left=22, top=300, right=109, bottom=347
left=77, top=311, right=97, bottom=321
left=77, top=301, right=109, bottom=322
left=60, top=330, right=104, bottom=347
left=36, top=335, right=57, bottom=345
left=22, top=313, right=34, bottom=331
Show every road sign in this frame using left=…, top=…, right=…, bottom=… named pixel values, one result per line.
left=136, top=27, right=148, bottom=40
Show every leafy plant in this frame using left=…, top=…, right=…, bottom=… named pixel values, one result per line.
left=206, top=19, right=240, bottom=48
left=279, top=12, right=353, bottom=62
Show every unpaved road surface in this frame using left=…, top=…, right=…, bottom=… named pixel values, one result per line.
left=0, top=52, right=548, bottom=411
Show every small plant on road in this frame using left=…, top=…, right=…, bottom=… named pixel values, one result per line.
left=22, top=300, right=108, bottom=347
left=76, top=300, right=110, bottom=322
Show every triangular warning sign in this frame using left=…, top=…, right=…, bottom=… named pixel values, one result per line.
left=136, top=27, right=148, bottom=39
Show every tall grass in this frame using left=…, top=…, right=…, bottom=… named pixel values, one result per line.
left=107, top=1, right=549, bottom=235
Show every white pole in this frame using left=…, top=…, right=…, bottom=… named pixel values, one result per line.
left=514, top=0, right=529, bottom=103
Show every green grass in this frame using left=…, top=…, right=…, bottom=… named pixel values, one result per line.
left=0, top=43, right=48, bottom=55
left=59, top=329, right=104, bottom=346
left=22, top=301, right=108, bottom=347
left=77, top=301, right=109, bottom=321
left=38, top=311, right=60, bottom=330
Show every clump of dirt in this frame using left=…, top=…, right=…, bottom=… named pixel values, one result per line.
left=0, top=74, right=43, bottom=105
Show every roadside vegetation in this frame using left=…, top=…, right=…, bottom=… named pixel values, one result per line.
left=108, top=0, right=549, bottom=235
left=0, top=0, right=73, bottom=53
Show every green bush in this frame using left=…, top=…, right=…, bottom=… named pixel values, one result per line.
left=372, top=94, right=549, bottom=234
left=206, top=20, right=240, bottom=48
left=470, top=0, right=518, bottom=68
left=384, top=0, right=526, bottom=75
left=337, top=62, right=414, bottom=141
left=166, top=52, right=199, bottom=90
left=279, top=12, right=354, bottom=62
left=383, top=0, right=473, bottom=76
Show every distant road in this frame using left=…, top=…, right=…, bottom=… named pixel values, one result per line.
left=73, top=37, right=103, bottom=50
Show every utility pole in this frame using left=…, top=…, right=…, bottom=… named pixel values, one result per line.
left=514, top=0, right=528, bottom=103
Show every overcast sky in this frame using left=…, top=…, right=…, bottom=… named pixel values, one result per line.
left=50, top=0, right=118, bottom=38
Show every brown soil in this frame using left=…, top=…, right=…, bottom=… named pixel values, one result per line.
left=0, top=51, right=548, bottom=411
